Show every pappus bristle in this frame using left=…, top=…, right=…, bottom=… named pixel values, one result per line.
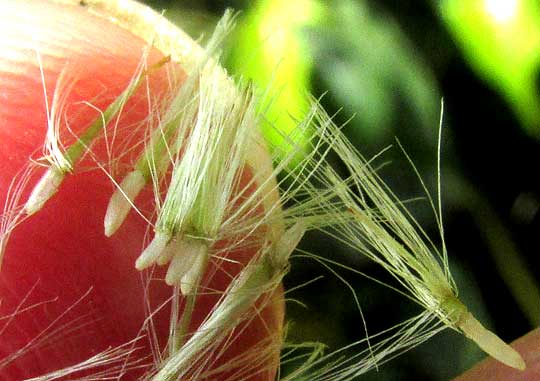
left=0, top=165, right=34, bottom=266
left=0, top=287, right=148, bottom=380
left=1, top=6, right=291, bottom=381
left=291, top=99, right=525, bottom=370
left=135, top=74, right=257, bottom=291
left=151, top=223, right=302, bottom=381
left=4, top=2, right=523, bottom=379
left=37, top=53, right=75, bottom=174
left=104, top=10, right=238, bottom=237
left=280, top=310, right=447, bottom=381
left=23, top=51, right=154, bottom=216
left=127, top=22, right=268, bottom=292
left=21, top=339, right=148, bottom=381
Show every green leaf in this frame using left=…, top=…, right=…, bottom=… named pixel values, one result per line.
left=441, top=0, right=540, bottom=136
left=228, top=0, right=324, bottom=160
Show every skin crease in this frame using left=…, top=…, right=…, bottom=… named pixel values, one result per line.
left=0, top=1, right=283, bottom=380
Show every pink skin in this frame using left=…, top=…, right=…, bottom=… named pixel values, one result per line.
left=0, top=1, right=283, bottom=380
left=455, top=329, right=540, bottom=381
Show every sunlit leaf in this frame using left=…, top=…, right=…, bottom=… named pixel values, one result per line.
left=441, top=0, right=540, bottom=136
left=228, top=0, right=324, bottom=159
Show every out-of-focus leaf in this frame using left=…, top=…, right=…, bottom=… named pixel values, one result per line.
left=310, top=0, right=440, bottom=144
left=440, top=0, right=540, bottom=136
left=227, top=0, right=323, bottom=159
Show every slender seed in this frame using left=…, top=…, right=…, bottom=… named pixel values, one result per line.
left=104, top=169, right=146, bottom=236
left=24, top=167, right=65, bottom=215
left=25, top=57, right=170, bottom=216
left=135, top=231, right=170, bottom=271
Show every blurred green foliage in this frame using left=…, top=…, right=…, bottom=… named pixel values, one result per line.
left=228, top=0, right=322, bottom=158
left=309, top=0, right=440, bottom=145
left=440, top=0, right=540, bottom=136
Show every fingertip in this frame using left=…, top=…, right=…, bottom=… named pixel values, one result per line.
left=455, top=329, right=540, bottom=381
